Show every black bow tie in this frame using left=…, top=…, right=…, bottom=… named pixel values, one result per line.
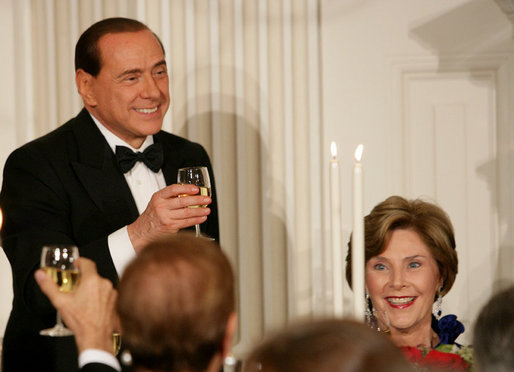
left=115, top=143, right=164, bottom=173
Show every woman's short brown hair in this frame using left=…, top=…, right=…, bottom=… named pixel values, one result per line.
left=346, top=195, right=458, bottom=296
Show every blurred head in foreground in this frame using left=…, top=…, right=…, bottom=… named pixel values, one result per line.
left=473, top=285, right=514, bottom=372
left=117, top=234, right=236, bottom=372
left=244, top=319, right=414, bottom=372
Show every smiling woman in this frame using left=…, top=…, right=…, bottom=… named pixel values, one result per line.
left=346, top=196, right=473, bottom=371
left=365, top=228, right=442, bottom=338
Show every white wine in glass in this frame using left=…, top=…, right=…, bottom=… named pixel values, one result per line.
left=177, top=166, right=213, bottom=238
left=39, top=244, right=80, bottom=337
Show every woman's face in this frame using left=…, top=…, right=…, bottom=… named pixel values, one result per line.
left=365, top=228, right=441, bottom=334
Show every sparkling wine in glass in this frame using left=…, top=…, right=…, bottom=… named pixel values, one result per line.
left=177, top=166, right=212, bottom=238
left=39, top=244, right=80, bottom=337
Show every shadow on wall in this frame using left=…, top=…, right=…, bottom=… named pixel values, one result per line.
left=477, top=150, right=514, bottom=292
left=174, top=86, right=290, bottom=346
left=409, top=0, right=513, bottom=61
left=410, top=0, right=514, bottom=292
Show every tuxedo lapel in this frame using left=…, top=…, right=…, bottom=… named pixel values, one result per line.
left=70, top=109, right=140, bottom=225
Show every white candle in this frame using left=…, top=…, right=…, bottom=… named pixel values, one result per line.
left=352, top=144, right=365, bottom=321
left=330, top=142, right=343, bottom=317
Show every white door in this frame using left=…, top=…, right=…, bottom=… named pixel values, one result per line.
left=405, top=72, right=499, bottom=343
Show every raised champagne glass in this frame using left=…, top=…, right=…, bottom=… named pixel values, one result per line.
left=177, top=166, right=213, bottom=239
left=39, top=244, right=80, bottom=336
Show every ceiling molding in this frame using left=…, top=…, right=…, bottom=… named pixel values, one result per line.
left=495, top=0, right=514, bottom=14
left=495, top=0, right=514, bottom=35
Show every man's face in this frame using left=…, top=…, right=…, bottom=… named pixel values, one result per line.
left=83, top=30, right=170, bottom=148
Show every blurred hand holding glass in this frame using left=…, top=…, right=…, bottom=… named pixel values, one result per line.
left=39, top=244, right=79, bottom=336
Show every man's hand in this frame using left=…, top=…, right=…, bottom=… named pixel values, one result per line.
left=35, top=258, right=117, bottom=354
left=127, top=184, right=212, bottom=252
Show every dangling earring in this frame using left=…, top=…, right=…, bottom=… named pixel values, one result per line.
left=434, top=286, right=443, bottom=320
left=364, top=292, right=373, bottom=322
left=365, top=293, right=378, bottom=330
left=365, top=293, right=390, bottom=333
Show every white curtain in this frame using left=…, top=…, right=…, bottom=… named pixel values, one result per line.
left=10, top=0, right=331, bottom=357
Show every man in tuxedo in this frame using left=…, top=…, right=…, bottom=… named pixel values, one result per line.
left=0, top=17, right=219, bottom=371
left=35, top=234, right=236, bottom=372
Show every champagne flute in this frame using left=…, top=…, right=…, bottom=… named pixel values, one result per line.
left=39, top=244, right=80, bottom=336
left=112, top=331, right=122, bottom=356
left=177, top=166, right=212, bottom=239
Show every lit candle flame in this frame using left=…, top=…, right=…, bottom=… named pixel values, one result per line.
left=330, top=141, right=338, bottom=160
left=354, top=144, right=364, bottom=162
left=0, top=208, right=3, bottom=232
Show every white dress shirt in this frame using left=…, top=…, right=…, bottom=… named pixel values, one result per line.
left=77, top=115, right=167, bottom=371
left=79, top=349, right=121, bottom=371
left=91, top=114, right=167, bottom=275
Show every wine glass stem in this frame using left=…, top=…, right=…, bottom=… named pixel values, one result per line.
left=195, top=224, right=201, bottom=237
left=56, top=311, right=64, bottom=328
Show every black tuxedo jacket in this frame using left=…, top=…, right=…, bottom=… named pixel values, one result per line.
left=0, top=109, right=219, bottom=372
left=81, top=363, right=119, bottom=372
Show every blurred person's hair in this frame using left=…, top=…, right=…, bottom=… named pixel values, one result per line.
left=473, top=285, right=514, bottom=372
left=117, top=234, right=235, bottom=371
left=244, top=319, right=414, bottom=372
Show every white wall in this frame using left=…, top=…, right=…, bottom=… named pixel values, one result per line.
left=322, top=0, right=513, bottom=208
left=321, top=0, right=514, bottom=343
